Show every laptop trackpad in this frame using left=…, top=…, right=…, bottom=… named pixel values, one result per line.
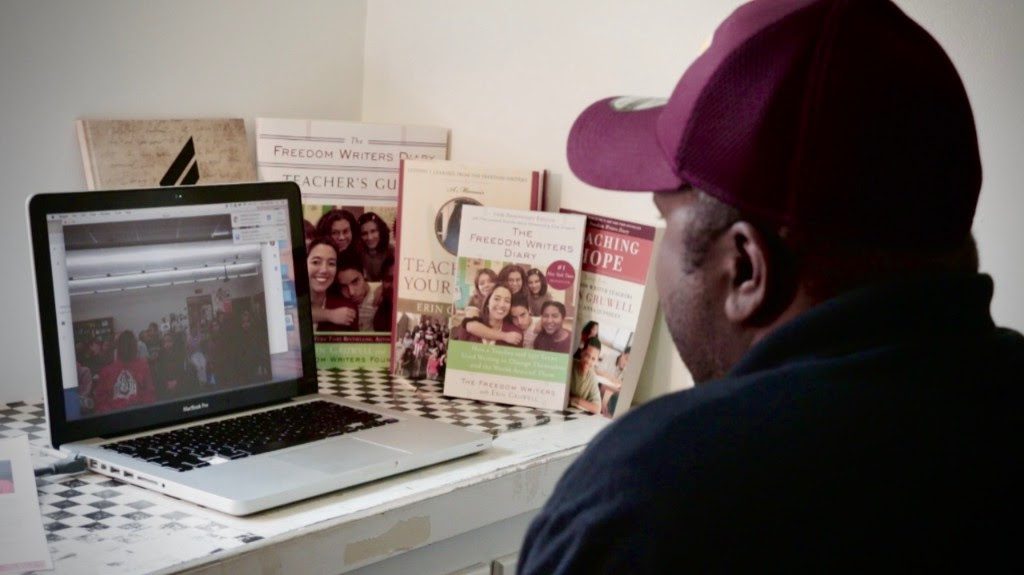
left=271, top=438, right=407, bottom=474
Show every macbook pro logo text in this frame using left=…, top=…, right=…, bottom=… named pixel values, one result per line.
left=182, top=402, right=210, bottom=413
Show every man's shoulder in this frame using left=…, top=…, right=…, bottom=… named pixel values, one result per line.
left=518, top=379, right=774, bottom=574
left=575, top=377, right=762, bottom=476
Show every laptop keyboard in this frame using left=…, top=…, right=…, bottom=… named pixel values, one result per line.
left=102, top=400, right=399, bottom=472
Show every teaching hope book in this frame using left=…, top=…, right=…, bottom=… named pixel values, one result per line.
left=562, top=209, right=664, bottom=418
left=391, top=160, right=545, bottom=380
left=256, top=118, right=449, bottom=369
left=445, top=206, right=586, bottom=411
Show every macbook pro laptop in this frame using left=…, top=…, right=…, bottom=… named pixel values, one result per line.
left=28, top=181, right=490, bottom=515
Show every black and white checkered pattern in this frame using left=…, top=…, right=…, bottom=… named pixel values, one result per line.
left=0, top=401, right=48, bottom=444
left=317, top=368, right=589, bottom=436
left=0, top=369, right=590, bottom=562
left=35, top=473, right=262, bottom=545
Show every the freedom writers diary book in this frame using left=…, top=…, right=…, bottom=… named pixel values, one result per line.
left=391, top=160, right=545, bottom=380
left=445, top=206, right=585, bottom=411
left=75, top=118, right=255, bottom=190
left=255, top=118, right=449, bottom=370
left=561, top=209, right=664, bottom=418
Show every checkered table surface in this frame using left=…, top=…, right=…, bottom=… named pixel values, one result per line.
left=2, top=369, right=589, bottom=573
left=318, top=368, right=588, bottom=436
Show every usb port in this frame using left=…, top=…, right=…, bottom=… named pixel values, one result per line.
left=109, top=466, right=119, bottom=474
left=124, top=472, right=134, bottom=479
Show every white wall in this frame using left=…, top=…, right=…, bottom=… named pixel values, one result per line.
left=363, top=0, right=1024, bottom=402
left=0, top=0, right=368, bottom=403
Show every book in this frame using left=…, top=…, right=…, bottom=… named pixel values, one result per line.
left=255, top=118, right=449, bottom=370
left=75, top=118, right=255, bottom=190
left=391, top=160, right=545, bottom=382
left=561, top=209, right=664, bottom=418
left=445, top=205, right=585, bottom=410
left=0, top=435, right=52, bottom=573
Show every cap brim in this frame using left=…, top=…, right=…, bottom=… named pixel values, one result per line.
left=567, top=97, right=684, bottom=192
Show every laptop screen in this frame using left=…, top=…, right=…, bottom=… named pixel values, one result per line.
left=29, top=183, right=316, bottom=447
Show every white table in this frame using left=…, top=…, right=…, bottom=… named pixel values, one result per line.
left=2, top=371, right=607, bottom=574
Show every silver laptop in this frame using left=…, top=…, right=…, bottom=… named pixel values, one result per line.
left=28, top=181, right=490, bottom=516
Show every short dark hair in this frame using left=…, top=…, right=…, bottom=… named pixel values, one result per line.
left=584, top=336, right=601, bottom=352
left=116, top=330, right=137, bottom=363
left=680, top=190, right=741, bottom=274
left=336, top=249, right=363, bottom=274
left=540, top=300, right=565, bottom=318
left=510, top=293, right=530, bottom=310
left=684, top=189, right=979, bottom=298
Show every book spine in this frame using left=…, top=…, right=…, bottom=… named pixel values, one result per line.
left=390, top=159, right=407, bottom=374
left=75, top=121, right=98, bottom=190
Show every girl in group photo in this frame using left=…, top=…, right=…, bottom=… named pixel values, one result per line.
left=314, top=208, right=361, bottom=262
left=497, top=264, right=527, bottom=297
left=525, top=268, right=552, bottom=316
left=357, top=211, right=395, bottom=282
left=466, top=268, right=498, bottom=316
left=455, top=285, right=523, bottom=347
left=574, top=320, right=601, bottom=359
left=306, top=237, right=357, bottom=332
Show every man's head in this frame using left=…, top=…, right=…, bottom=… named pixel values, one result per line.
left=510, top=294, right=532, bottom=331
left=540, top=301, right=566, bottom=335
left=577, top=337, right=601, bottom=374
left=336, top=251, right=369, bottom=303
left=567, top=0, right=981, bottom=383
left=540, top=296, right=565, bottom=333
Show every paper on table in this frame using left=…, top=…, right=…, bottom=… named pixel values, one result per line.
left=0, top=435, right=52, bottom=573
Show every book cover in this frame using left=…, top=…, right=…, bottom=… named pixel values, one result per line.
left=445, top=205, right=585, bottom=410
left=391, top=160, right=545, bottom=381
left=255, top=118, right=449, bottom=370
left=75, top=118, right=255, bottom=190
left=561, top=209, right=664, bottom=418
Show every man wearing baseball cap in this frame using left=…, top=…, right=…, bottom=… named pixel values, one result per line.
left=518, top=0, right=1022, bottom=572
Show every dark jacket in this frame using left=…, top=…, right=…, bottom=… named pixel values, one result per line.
left=518, top=273, right=1023, bottom=573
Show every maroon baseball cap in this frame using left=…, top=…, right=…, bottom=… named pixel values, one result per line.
left=567, top=0, right=981, bottom=249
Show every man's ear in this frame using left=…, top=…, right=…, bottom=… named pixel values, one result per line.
left=722, top=221, right=769, bottom=325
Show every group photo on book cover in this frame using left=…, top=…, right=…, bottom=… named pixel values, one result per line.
left=444, top=206, right=585, bottom=410
left=255, top=118, right=450, bottom=371
left=451, top=260, right=576, bottom=354
left=390, top=160, right=545, bottom=380
left=303, top=203, right=397, bottom=369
